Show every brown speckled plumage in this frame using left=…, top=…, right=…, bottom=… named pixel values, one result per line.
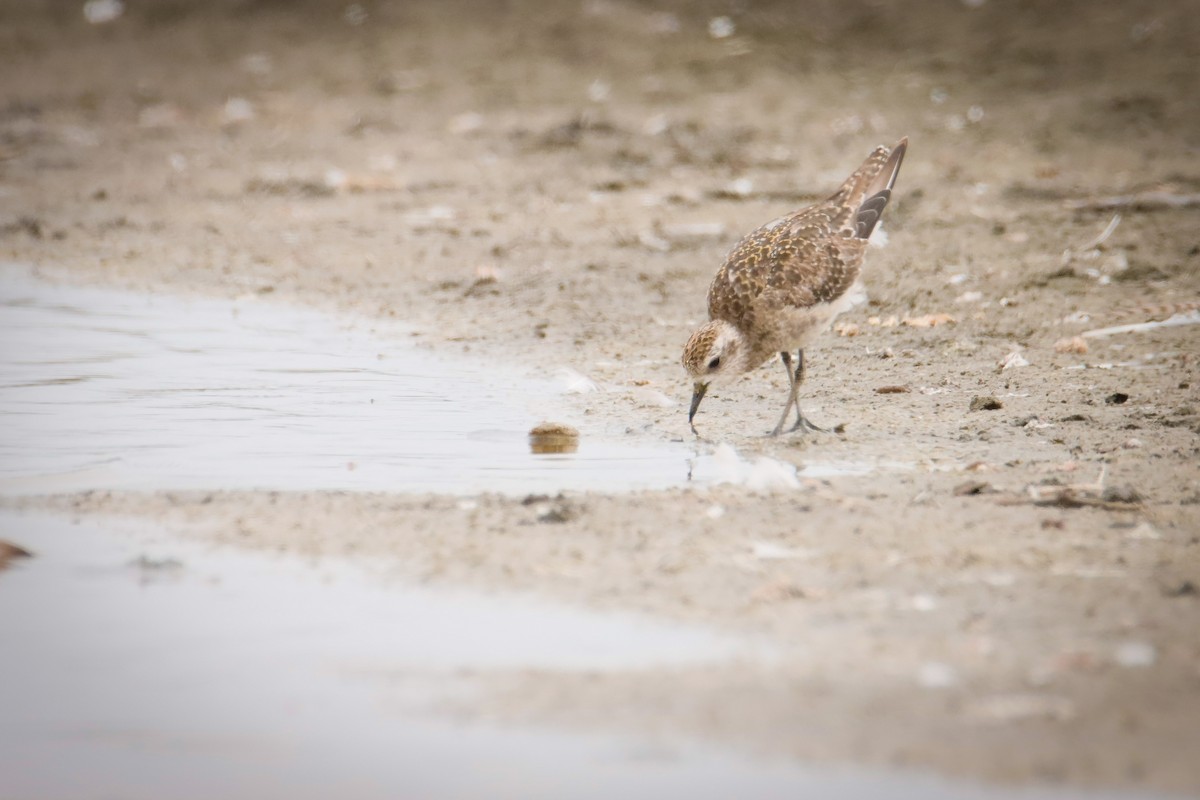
left=683, top=138, right=907, bottom=435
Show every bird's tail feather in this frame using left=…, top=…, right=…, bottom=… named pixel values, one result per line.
left=853, top=137, right=907, bottom=239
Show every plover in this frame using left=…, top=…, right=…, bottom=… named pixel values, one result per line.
left=682, top=138, right=907, bottom=436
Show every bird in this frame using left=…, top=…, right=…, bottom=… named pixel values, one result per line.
left=682, top=138, right=907, bottom=437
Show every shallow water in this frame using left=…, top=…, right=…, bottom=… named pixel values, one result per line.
left=0, top=511, right=1169, bottom=800
left=0, top=267, right=894, bottom=495
left=0, top=268, right=684, bottom=494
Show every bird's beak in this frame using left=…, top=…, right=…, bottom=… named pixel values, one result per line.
left=688, top=382, right=709, bottom=431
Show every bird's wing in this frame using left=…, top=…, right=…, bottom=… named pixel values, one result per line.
left=707, top=139, right=906, bottom=323
left=707, top=205, right=864, bottom=323
left=762, top=224, right=866, bottom=310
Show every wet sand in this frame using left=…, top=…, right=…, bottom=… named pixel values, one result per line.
left=2, top=0, right=1199, bottom=794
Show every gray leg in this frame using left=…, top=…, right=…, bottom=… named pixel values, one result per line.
left=788, top=349, right=825, bottom=433
left=771, top=351, right=802, bottom=436
left=771, top=350, right=824, bottom=436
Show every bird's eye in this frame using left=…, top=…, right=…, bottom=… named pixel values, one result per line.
left=707, top=357, right=721, bottom=370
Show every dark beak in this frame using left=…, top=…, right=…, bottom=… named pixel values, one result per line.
left=688, top=382, right=709, bottom=432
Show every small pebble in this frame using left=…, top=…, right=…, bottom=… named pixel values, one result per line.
left=1101, top=485, right=1143, bottom=504
left=536, top=502, right=574, bottom=524
left=834, top=322, right=860, bottom=337
left=998, top=351, right=1030, bottom=370
left=970, top=395, right=1003, bottom=411
left=953, top=480, right=992, bottom=496
left=529, top=422, right=580, bottom=454
left=1054, top=336, right=1089, bottom=354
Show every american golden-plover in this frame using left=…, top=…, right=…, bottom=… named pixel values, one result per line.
left=682, top=138, right=907, bottom=436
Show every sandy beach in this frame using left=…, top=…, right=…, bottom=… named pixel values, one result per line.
left=2, top=0, right=1199, bottom=794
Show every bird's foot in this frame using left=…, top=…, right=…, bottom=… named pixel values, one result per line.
left=788, top=415, right=826, bottom=434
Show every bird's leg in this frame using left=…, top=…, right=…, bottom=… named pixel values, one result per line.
left=771, top=351, right=801, bottom=436
left=788, top=349, right=826, bottom=433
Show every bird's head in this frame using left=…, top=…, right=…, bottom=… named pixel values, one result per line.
left=681, top=319, right=748, bottom=430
